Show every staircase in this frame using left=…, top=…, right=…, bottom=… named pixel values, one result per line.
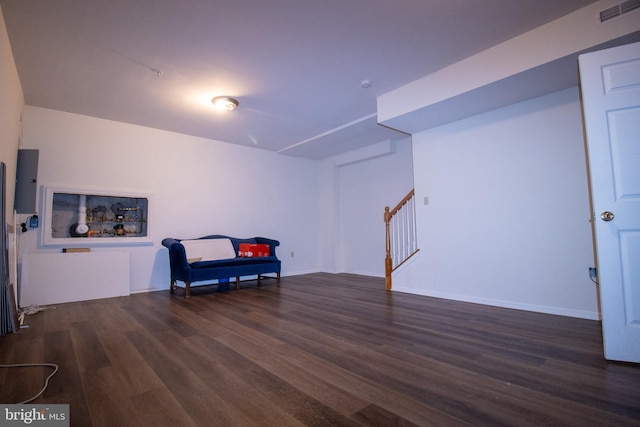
left=384, top=189, right=419, bottom=290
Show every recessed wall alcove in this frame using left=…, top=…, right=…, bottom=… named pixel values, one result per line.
left=41, top=186, right=152, bottom=246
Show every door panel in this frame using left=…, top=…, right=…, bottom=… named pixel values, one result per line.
left=621, top=232, right=640, bottom=325
left=608, top=107, right=640, bottom=199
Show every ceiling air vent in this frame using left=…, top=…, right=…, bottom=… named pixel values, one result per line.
left=599, top=0, right=640, bottom=22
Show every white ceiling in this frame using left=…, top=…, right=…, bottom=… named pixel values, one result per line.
left=1, top=0, right=599, bottom=159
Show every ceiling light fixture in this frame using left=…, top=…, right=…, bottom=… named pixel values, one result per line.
left=212, top=96, right=239, bottom=111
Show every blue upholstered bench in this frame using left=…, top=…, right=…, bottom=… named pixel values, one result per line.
left=161, top=235, right=281, bottom=297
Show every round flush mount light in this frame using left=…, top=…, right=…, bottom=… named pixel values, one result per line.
left=212, top=96, right=239, bottom=111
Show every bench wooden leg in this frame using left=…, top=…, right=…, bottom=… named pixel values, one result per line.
left=236, top=277, right=240, bottom=291
left=277, top=271, right=281, bottom=287
left=257, top=274, right=262, bottom=287
left=170, top=279, right=175, bottom=294
left=185, top=281, right=191, bottom=298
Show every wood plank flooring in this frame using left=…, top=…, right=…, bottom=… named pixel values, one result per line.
left=1, top=273, right=639, bottom=426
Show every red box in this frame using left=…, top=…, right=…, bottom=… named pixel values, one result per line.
left=238, top=243, right=271, bottom=257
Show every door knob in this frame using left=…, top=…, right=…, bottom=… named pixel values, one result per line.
left=600, top=211, right=615, bottom=222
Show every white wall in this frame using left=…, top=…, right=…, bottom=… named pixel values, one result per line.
left=0, top=6, right=24, bottom=294
left=18, top=106, right=321, bottom=294
left=393, top=87, right=599, bottom=319
left=0, top=5, right=22, bottom=212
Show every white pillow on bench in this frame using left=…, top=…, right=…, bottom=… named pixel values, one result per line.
left=181, top=239, right=236, bottom=263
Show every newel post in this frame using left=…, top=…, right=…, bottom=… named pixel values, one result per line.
left=384, top=206, right=392, bottom=290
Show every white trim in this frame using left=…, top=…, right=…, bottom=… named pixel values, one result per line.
left=391, top=286, right=600, bottom=320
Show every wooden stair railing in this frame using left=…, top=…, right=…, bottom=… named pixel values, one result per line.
left=384, top=189, right=419, bottom=290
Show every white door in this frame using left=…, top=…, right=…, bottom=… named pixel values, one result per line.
left=579, top=41, right=640, bottom=363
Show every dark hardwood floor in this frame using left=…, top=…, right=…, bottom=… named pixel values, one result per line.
left=1, top=273, right=639, bottom=426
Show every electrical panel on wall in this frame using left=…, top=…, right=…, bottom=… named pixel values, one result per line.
left=14, top=149, right=39, bottom=214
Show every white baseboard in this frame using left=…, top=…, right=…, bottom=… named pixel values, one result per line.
left=392, top=286, right=601, bottom=320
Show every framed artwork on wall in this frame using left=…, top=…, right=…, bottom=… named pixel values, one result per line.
left=41, top=186, right=153, bottom=246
